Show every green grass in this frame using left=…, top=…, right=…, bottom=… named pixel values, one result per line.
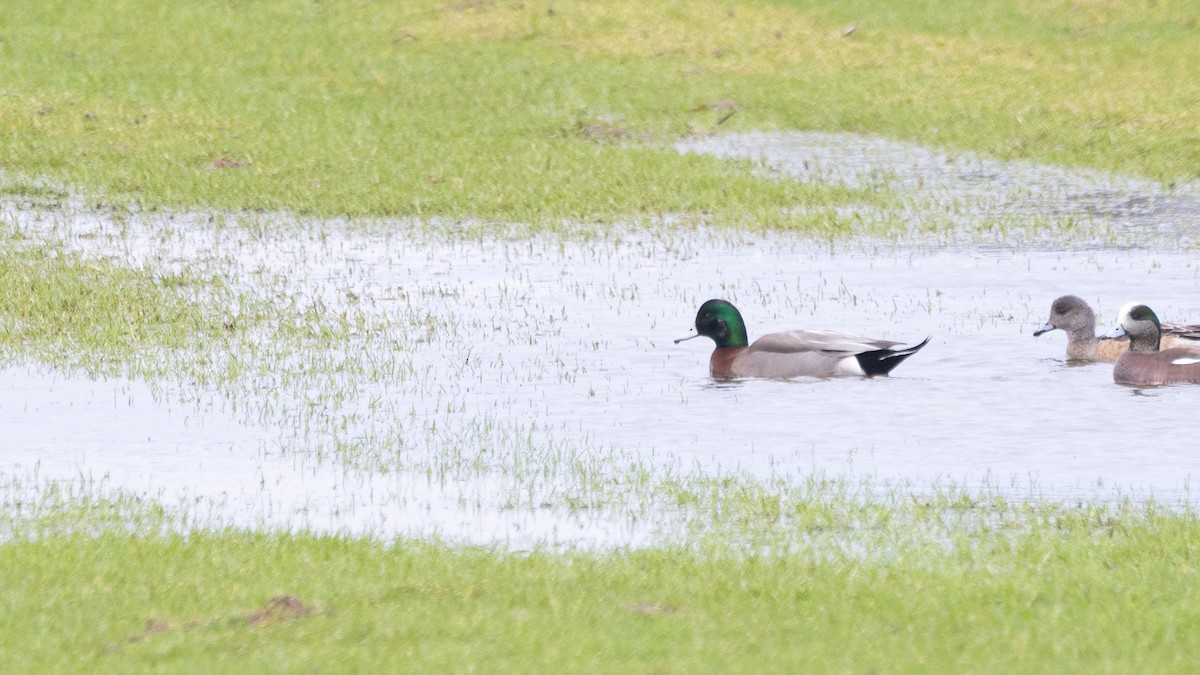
left=2, top=496, right=1199, bottom=673
left=2, top=0, right=1198, bottom=225
left=4, top=1, right=1200, bottom=670
left=0, top=0, right=877, bottom=226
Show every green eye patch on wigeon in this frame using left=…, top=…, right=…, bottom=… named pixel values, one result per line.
left=1100, top=303, right=1200, bottom=386
left=675, top=299, right=930, bottom=379
left=1034, top=294, right=1200, bottom=362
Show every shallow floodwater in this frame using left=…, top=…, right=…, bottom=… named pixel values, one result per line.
left=3, top=131, right=1200, bottom=547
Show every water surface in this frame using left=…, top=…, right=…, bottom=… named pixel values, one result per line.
left=3, top=131, right=1200, bottom=547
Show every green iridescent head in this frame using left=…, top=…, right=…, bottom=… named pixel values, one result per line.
left=679, top=299, right=750, bottom=349
left=1126, top=304, right=1161, bottom=330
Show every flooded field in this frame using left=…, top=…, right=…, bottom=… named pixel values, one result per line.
left=2, top=131, right=1199, bottom=548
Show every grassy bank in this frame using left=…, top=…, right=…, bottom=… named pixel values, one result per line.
left=2, top=0, right=1198, bottom=224
left=1, top=497, right=1198, bottom=672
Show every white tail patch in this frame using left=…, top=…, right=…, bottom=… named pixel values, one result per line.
left=835, top=355, right=866, bottom=376
left=1171, top=357, right=1200, bottom=366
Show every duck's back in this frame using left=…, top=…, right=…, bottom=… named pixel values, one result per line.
left=1162, top=333, right=1200, bottom=351
left=749, top=330, right=901, bottom=355
left=1163, top=323, right=1200, bottom=341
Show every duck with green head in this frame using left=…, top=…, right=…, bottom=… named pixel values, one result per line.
left=675, top=299, right=930, bottom=379
left=1101, top=303, right=1200, bottom=386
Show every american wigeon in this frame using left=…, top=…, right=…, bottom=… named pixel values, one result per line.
left=1101, top=303, right=1200, bottom=386
left=675, top=299, right=930, bottom=379
left=1034, top=294, right=1200, bottom=362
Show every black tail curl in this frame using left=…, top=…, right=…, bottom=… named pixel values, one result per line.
left=855, top=336, right=932, bottom=377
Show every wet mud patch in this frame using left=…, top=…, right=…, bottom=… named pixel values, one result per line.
left=208, top=156, right=248, bottom=170
left=569, top=119, right=643, bottom=143
left=126, top=617, right=178, bottom=644
left=677, top=131, right=1200, bottom=248
left=122, top=595, right=322, bottom=647
left=245, top=595, right=318, bottom=626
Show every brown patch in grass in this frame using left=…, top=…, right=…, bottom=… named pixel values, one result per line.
left=246, top=595, right=316, bottom=626
left=571, top=121, right=633, bottom=142
left=445, top=0, right=491, bottom=12
left=128, top=618, right=174, bottom=643
left=691, top=99, right=739, bottom=112
left=209, top=156, right=247, bottom=170
left=123, top=595, right=320, bottom=647
left=624, top=602, right=678, bottom=615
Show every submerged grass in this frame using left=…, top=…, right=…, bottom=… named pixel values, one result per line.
left=2, top=0, right=1198, bottom=226
left=0, top=243, right=214, bottom=378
